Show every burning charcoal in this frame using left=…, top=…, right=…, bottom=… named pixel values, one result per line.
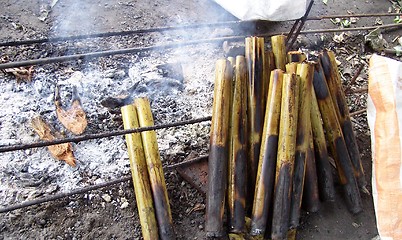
left=31, top=116, right=76, bottom=167
left=54, top=85, right=87, bottom=135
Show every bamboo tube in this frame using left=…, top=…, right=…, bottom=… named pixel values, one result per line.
left=288, top=63, right=313, bottom=230
left=285, top=62, right=298, bottom=74
left=250, top=70, right=284, bottom=236
left=312, top=63, right=362, bottom=214
left=320, top=50, right=366, bottom=189
left=310, top=87, right=335, bottom=202
left=287, top=51, right=307, bottom=63
left=121, top=104, right=159, bottom=240
left=271, top=73, right=299, bottom=240
left=227, top=56, right=236, bottom=67
left=271, top=35, right=287, bottom=71
left=134, top=98, right=175, bottom=240
left=206, top=59, right=232, bottom=237
left=227, top=56, right=247, bottom=233
left=302, top=126, right=320, bottom=212
left=245, top=37, right=266, bottom=210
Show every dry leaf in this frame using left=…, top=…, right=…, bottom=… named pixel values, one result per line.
left=1, top=56, right=34, bottom=83
left=31, top=116, right=76, bottom=167
left=55, top=85, right=87, bottom=135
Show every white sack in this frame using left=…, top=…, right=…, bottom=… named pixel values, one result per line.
left=213, top=0, right=307, bottom=21
left=367, top=54, right=402, bottom=240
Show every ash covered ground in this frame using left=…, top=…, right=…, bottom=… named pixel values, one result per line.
left=0, top=0, right=400, bottom=239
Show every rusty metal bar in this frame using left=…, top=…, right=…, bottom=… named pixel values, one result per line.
left=0, top=116, right=211, bottom=153
left=1, top=22, right=401, bottom=70
left=0, top=154, right=208, bottom=214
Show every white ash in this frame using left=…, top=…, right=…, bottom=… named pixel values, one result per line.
left=0, top=43, right=221, bottom=207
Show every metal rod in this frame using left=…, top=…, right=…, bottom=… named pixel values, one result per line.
left=0, top=116, right=211, bottom=153
left=0, top=20, right=245, bottom=47
left=0, top=154, right=208, bottom=214
left=307, top=12, right=402, bottom=20
left=1, top=23, right=401, bottom=70
left=0, top=13, right=399, bottom=47
left=286, top=0, right=314, bottom=51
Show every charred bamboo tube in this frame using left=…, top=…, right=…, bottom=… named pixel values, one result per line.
left=310, top=87, right=335, bottom=202
left=206, top=59, right=232, bottom=237
left=264, top=50, right=275, bottom=106
left=271, top=35, right=287, bottom=71
left=227, top=56, right=248, bottom=233
left=288, top=63, right=313, bottom=230
left=134, top=98, right=175, bottom=240
left=287, top=51, right=307, bottom=63
left=312, top=63, right=362, bottom=214
left=245, top=37, right=266, bottom=209
left=320, top=50, right=366, bottom=189
left=271, top=73, right=299, bottom=240
left=250, top=70, right=284, bottom=236
left=121, top=104, right=159, bottom=240
left=302, top=126, right=320, bottom=212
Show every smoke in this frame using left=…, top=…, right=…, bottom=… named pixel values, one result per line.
left=51, top=1, right=97, bottom=36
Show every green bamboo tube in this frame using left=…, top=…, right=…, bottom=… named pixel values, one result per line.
left=206, top=59, right=232, bottom=237
left=250, top=69, right=284, bottom=236
left=302, top=125, right=320, bottom=213
left=288, top=63, right=313, bottom=230
left=245, top=37, right=266, bottom=210
left=121, top=104, right=159, bottom=240
left=310, top=87, right=335, bottom=202
left=287, top=51, right=307, bottom=63
left=227, top=56, right=248, bottom=233
left=312, top=63, right=362, bottom=214
left=271, top=73, right=299, bottom=240
left=320, top=50, right=366, bottom=189
left=135, top=97, right=175, bottom=240
left=271, top=35, right=287, bottom=71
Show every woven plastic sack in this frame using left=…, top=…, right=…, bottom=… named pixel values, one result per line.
left=213, top=0, right=307, bottom=21
left=367, top=54, right=402, bottom=240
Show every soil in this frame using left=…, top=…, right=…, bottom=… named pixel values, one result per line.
left=1, top=0, right=401, bottom=239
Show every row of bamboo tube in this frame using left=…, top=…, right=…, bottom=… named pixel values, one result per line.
left=206, top=35, right=365, bottom=239
left=121, top=98, right=175, bottom=240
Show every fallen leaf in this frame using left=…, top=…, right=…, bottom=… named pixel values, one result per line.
left=322, top=0, right=328, bottom=5
left=365, top=28, right=388, bottom=51
left=31, top=116, right=76, bottom=167
left=55, top=85, right=87, bottom=135
left=4, top=66, right=34, bottom=82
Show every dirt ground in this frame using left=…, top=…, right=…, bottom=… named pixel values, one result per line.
left=1, top=0, right=401, bottom=239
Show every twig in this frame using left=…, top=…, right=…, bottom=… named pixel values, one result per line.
left=350, top=109, right=367, bottom=117
left=0, top=154, right=209, bottom=214
left=344, top=64, right=365, bottom=93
